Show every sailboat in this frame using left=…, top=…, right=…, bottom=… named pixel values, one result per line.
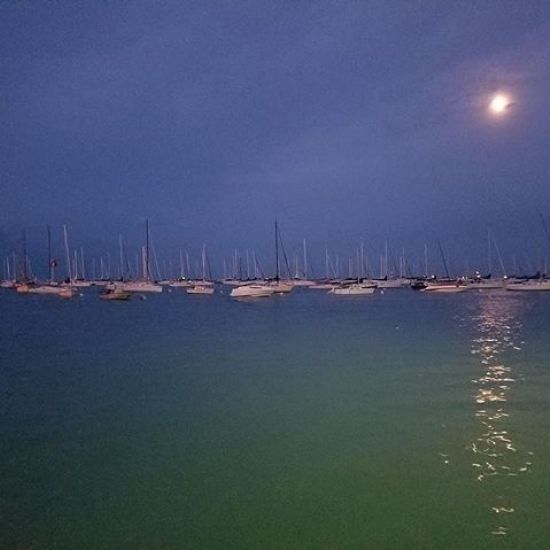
left=268, top=221, right=293, bottom=293
left=14, top=230, right=34, bottom=294
left=119, top=220, right=163, bottom=293
left=230, top=284, right=274, bottom=298
left=28, top=226, right=68, bottom=296
left=371, top=242, right=410, bottom=288
left=0, top=256, right=15, bottom=289
left=329, top=278, right=376, bottom=295
left=100, top=283, right=132, bottom=300
left=290, top=240, right=315, bottom=287
left=57, top=224, right=77, bottom=298
left=420, top=241, right=466, bottom=293
left=421, top=281, right=467, bottom=293
left=187, top=245, right=215, bottom=295
left=506, top=279, right=550, bottom=291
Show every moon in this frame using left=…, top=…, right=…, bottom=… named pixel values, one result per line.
left=489, top=94, right=511, bottom=115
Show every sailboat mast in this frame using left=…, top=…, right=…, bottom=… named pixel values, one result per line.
left=384, top=240, right=389, bottom=278
left=22, top=229, right=28, bottom=281
left=63, top=224, right=72, bottom=282
left=145, top=219, right=150, bottom=281
left=275, top=220, right=280, bottom=281
left=47, top=225, right=53, bottom=282
left=424, top=243, right=428, bottom=278
left=487, top=229, right=492, bottom=275
left=437, top=240, right=451, bottom=279
left=303, top=239, right=307, bottom=280
left=80, top=247, right=85, bottom=280
left=119, top=234, right=124, bottom=280
left=493, top=234, right=507, bottom=277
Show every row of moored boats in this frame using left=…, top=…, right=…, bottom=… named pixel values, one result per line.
left=2, top=275, right=550, bottom=300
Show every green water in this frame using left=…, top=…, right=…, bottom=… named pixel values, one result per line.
left=2, top=289, right=550, bottom=548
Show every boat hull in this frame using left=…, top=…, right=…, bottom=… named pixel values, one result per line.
left=28, top=285, right=66, bottom=295
left=330, top=285, right=376, bottom=295
left=230, top=285, right=274, bottom=298
left=117, top=282, right=163, bottom=293
left=100, top=290, right=132, bottom=300
left=187, top=285, right=215, bottom=295
left=422, top=285, right=467, bottom=293
left=506, top=281, right=550, bottom=291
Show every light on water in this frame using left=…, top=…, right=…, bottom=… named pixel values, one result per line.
left=2, top=289, right=550, bottom=548
left=468, top=295, right=535, bottom=538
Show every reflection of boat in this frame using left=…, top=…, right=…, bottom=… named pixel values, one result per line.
left=100, top=286, right=132, bottom=300
left=230, top=284, right=274, bottom=298
left=330, top=283, right=376, bottom=295
left=506, top=279, right=550, bottom=291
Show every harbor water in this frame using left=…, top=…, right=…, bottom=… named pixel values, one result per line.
left=2, top=289, right=550, bottom=548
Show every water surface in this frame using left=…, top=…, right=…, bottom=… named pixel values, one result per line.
left=2, top=289, right=550, bottom=548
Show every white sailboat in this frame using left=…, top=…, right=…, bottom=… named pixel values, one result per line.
left=120, top=220, right=162, bottom=293
left=100, top=283, right=132, bottom=300
left=187, top=285, right=215, bottom=295
left=58, top=224, right=77, bottom=298
left=290, top=240, right=315, bottom=286
left=421, top=281, right=467, bottom=293
left=506, top=279, right=550, bottom=291
left=375, top=278, right=410, bottom=289
left=329, top=282, right=376, bottom=295
left=269, top=221, right=293, bottom=294
left=187, top=245, right=215, bottom=295
left=308, top=282, right=337, bottom=290
left=1, top=255, right=16, bottom=288
left=230, top=284, right=274, bottom=298
left=28, top=226, right=68, bottom=296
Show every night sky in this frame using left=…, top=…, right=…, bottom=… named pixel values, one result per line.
left=2, top=2, right=550, bottom=277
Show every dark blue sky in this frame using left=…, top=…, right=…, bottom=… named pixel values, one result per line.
left=2, top=1, right=550, bottom=277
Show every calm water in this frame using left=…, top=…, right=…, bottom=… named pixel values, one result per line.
left=2, top=288, right=550, bottom=548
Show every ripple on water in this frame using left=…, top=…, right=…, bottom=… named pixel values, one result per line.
left=466, top=295, right=535, bottom=537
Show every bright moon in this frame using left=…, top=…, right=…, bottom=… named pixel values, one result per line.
left=489, top=94, right=511, bottom=114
